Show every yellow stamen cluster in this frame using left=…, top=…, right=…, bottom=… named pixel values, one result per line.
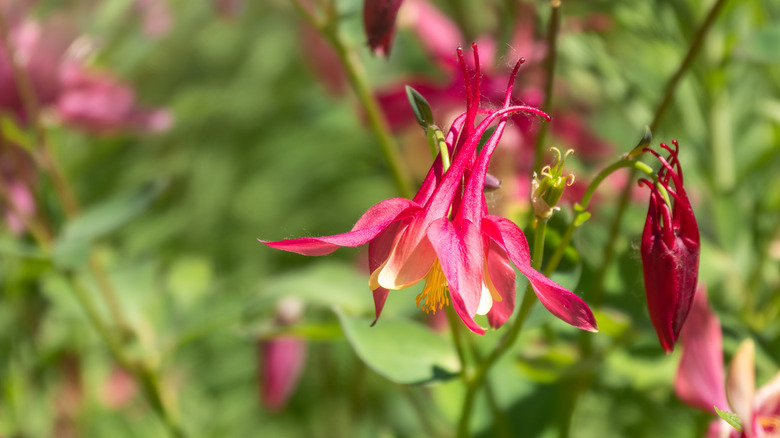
left=760, top=415, right=780, bottom=434
left=416, top=261, right=450, bottom=314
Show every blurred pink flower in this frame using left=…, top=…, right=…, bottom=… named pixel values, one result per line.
left=0, top=11, right=172, bottom=135
left=258, top=297, right=308, bottom=412
left=0, top=7, right=172, bottom=232
left=0, top=141, right=36, bottom=234
left=133, top=0, right=173, bottom=38
left=213, top=0, right=244, bottom=18
left=676, top=287, right=780, bottom=437
left=57, top=64, right=173, bottom=135
left=259, top=337, right=307, bottom=412
left=100, top=366, right=138, bottom=410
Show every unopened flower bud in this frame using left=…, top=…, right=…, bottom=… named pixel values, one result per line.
left=640, top=140, right=700, bottom=353
left=531, top=148, right=575, bottom=219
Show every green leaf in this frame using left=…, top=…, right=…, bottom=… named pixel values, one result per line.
left=255, top=261, right=372, bottom=314
left=52, top=181, right=165, bottom=269
left=61, top=181, right=165, bottom=242
left=739, top=25, right=780, bottom=64
left=626, top=125, right=652, bottom=158
left=405, top=86, right=434, bottom=128
left=0, top=113, right=33, bottom=150
left=714, top=407, right=742, bottom=432
left=336, top=309, right=460, bottom=385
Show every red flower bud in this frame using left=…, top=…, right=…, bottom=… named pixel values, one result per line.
left=640, top=140, right=700, bottom=353
left=363, top=0, right=404, bottom=56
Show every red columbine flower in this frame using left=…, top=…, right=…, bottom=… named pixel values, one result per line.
left=363, top=0, right=405, bottom=56
left=639, top=140, right=700, bottom=353
left=260, top=45, right=597, bottom=335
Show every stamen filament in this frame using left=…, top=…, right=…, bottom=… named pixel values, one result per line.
left=416, top=261, right=450, bottom=314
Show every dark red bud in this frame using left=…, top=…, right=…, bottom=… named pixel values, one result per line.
left=640, top=141, right=700, bottom=353
left=363, top=0, right=404, bottom=56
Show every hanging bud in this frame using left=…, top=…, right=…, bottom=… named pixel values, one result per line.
left=639, top=140, right=700, bottom=353
left=363, top=0, right=404, bottom=56
left=258, top=297, right=307, bottom=412
left=531, top=147, right=575, bottom=220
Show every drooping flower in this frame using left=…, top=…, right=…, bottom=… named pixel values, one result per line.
left=363, top=0, right=405, bottom=56
left=675, top=287, right=780, bottom=437
left=639, top=140, right=700, bottom=353
left=260, top=45, right=597, bottom=334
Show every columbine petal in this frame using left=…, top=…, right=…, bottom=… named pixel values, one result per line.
left=427, top=216, right=486, bottom=334
left=482, top=215, right=598, bottom=332
left=727, top=339, right=756, bottom=436
left=373, top=218, right=437, bottom=289
left=368, top=221, right=402, bottom=324
left=260, top=197, right=419, bottom=256
left=755, top=371, right=780, bottom=420
left=674, top=286, right=730, bottom=413
left=485, top=240, right=516, bottom=329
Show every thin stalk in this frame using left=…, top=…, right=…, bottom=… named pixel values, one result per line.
left=456, top=219, right=548, bottom=438
left=545, top=160, right=658, bottom=276
left=0, top=174, right=54, bottom=248
left=445, top=305, right=469, bottom=381
left=293, top=1, right=414, bottom=198
left=0, top=11, right=183, bottom=436
left=532, top=0, right=562, bottom=175
left=0, top=12, right=80, bottom=217
left=0, top=9, right=130, bottom=332
left=594, top=0, right=730, bottom=299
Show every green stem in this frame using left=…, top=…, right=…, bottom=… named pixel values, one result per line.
left=445, top=305, right=469, bottom=381
left=546, top=160, right=657, bottom=277
left=294, top=1, right=414, bottom=199
left=0, top=11, right=183, bottom=436
left=456, top=220, right=547, bottom=438
left=533, top=0, right=562, bottom=175
left=68, top=275, right=185, bottom=437
left=648, top=0, right=730, bottom=133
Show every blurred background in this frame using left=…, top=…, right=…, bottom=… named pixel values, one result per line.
left=1, top=0, right=778, bottom=437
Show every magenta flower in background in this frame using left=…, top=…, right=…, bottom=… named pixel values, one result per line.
left=261, top=45, right=597, bottom=335
left=639, top=140, right=700, bottom=353
left=0, top=6, right=171, bottom=232
left=259, top=298, right=307, bottom=412
left=0, top=10, right=172, bottom=135
left=675, top=287, right=780, bottom=437
left=57, top=64, right=173, bottom=135
left=0, top=142, right=36, bottom=234
left=259, top=337, right=307, bottom=412
left=133, top=0, right=173, bottom=38
left=363, top=0, right=405, bottom=56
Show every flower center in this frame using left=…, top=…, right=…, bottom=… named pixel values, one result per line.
left=416, top=260, right=450, bottom=314
left=760, top=415, right=780, bottom=434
